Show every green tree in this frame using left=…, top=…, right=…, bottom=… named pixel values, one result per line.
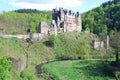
left=76, top=37, right=91, bottom=59
left=101, top=25, right=108, bottom=35
left=85, top=24, right=90, bottom=31
left=82, top=0, right=120, bottom=35
left=110, top=32, right=120, bottom=62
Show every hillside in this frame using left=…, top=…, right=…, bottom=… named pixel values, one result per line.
left=0, top=37, right=54, bottom=80
left=0, top=10, right=52, bottom=34
left=0, top=32, right=114, bottom=80
left=82, top=0, right=120, bottom=35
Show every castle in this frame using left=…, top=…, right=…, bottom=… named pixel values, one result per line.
left=38, top=7, right=82, bottom=35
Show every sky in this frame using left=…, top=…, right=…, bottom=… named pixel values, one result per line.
left=0, top=0, right=110, bottom=13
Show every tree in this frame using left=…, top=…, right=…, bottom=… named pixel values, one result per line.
left=76, top=37, right=91, bottom=59
left=101, top=25, right=108, bottom=35
left=85, top=24, right=90, bottom=31
left=110, top=32, right=120, bottom=62
left=82, top=0, right=120, bottom=35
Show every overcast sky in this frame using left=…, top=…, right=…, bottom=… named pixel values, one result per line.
left=0, top=0, right=110, bottom=13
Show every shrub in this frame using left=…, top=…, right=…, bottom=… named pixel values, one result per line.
left=0, top=56, right=12, bottom=80
left=48, top=35, right=59, bottom=47
left=20, top=69, right=36, bottom=80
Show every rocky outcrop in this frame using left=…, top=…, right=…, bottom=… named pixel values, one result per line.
left=9, top=56, right=26, bottom=73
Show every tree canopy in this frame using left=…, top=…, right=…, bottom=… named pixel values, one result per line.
left=0, top=9, right=52, bottom=34
left=82, top=0, right=120, bottom=36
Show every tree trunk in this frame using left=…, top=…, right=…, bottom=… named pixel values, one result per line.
left=116, top=49, right=119, bottom=62
left=26, top=43, right=30, bottom=68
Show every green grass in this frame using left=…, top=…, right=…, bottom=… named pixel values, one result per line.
left=0, top=37, right=25, bottom=57
left=43, top=59, right=115, bottom=80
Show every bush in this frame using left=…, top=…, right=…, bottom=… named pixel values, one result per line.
left=48, top=35, right=59, bottom=47
left=50, top=32, right=92, bottom=60
left=20, top=69, right=36, bottom=80
left=0, top=56, right=12, bottom=80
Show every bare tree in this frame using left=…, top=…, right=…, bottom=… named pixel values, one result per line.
left=21, top=29, right=33, bottom=68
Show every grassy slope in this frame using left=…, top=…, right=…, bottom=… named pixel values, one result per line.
left=0, top=37, right=25, bottom=57
left=43, top=60, right=115, bottom=80
left=0, top=37, right=54, bottom=80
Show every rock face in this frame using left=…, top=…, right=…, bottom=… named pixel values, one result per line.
left=35, top=63, right=44, bottom=77
left=9, top=56, right=26, bottom=73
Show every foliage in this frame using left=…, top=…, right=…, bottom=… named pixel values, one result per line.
left=48, top=34, right=86, bottom=59
left=14, top=9, right=48, bottom=13
left=48, top=32, right=94, bottom=60
left=0, top=56, right=12, bottom=80
left=48, top=35, right=59, bottom=47
left=82, top=0, right=120, bottom=36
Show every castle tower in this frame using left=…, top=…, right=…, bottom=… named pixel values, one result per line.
left=52, top=8, right=58, bottom=35
left=59, top=8, right=67, bottom=32
left=75, top=12, right=82, bottom=32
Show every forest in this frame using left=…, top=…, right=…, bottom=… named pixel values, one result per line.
left=82, top=0, right=120, bottom=36
left=0, top=9, right=52, bottom=34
